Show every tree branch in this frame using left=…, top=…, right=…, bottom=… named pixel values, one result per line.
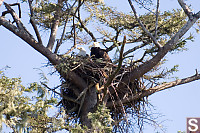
left=54, top=0, right=78, bottom=54
left=107, top=73, right=200, bottom=107
left=178, top=0, right=193, bottom=19
left=28, top=0, right=42, bottom=44
left=128, top=0, right=162, bottom=49
left=77, top=16, right=97, bottom=42
left=103, top=36, right=126, bottom=102
left=3, top=3, right=29, bottom=34
left=123, top=41, right=148, bottom=57
left=118, top=5, right=200, bottom=90
left=47, top=0, right=62, bottom=51
left=154, top=0, right=159, bottom=38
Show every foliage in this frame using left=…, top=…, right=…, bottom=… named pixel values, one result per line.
left=0, top=71, right=66, bottom=133
left=69, top=105, right=113, bottom=133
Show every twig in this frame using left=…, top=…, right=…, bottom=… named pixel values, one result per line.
left=54, top=1, right=78, bottom=54
left=123, top=41, right=148, bottom=57
left=77, top=16, right=97, bottom=42
left=154, top=0, right=159, bottom=38
left=3, top=2, right=35, bottom=40
left=128, top=0, right=162, bottom=49
left=41, top=82, right=80, bottom=104
left=47, top=0, right=63, bottom=51
left=103, top=36, right=126, bottom=103
left=28, top=0, right=42, bottom=44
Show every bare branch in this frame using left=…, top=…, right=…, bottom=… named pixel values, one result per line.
left=28, top=0, right=42, bottom=44
left=42, top=82, right=80, bottom=104
left=47, top=0, right=63, bottom=51
left=178, top=0, right=193, bottom=19
left=103, top=36, right=126, bottom=103
left=77, top=16, right=97, bottom=42
left=4, top=3, right=24, bottom=30
left=107, top=73, right=200, bottom=107
left=128, top=0, right=162, bottom=49
left=54, top=0, right=78, bottom=54
left=154, top=0, right=159, bottom=38
left=123, top=41, right=148, bottom=57
left=118, top=7, right=200, bottom=90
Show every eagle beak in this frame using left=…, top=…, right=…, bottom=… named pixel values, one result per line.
left=77, top=47, right=81, bottom=50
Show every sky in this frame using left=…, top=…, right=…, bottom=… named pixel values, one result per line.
left=0, top=0, right=200, bottom=132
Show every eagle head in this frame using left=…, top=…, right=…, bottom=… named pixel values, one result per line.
left=77, top=47, right=87, bottom=56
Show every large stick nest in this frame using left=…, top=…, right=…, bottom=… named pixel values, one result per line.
left=56, top=55, right=146, bottom=121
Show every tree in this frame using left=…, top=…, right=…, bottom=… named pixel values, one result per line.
left=0, top=0, right=200, bottom=132
left=0, top=70, right=65, bottom=132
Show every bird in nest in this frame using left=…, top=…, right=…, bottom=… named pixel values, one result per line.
left=89, top=42, right=112, bottom=63
left=77, top=47, right=88, bottom=57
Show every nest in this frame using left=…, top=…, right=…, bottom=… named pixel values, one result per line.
left=56, top=55, right=145, bottom=121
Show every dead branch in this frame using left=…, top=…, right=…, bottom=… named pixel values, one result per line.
left=178, top=0, right=193, bottom=19
left=117, top=0, right=200, bottom=91
left=107, top=73, right=200, bottom=107
left=128, top=0, right=162, bottom=49
left=47, top=0, right=63, bottom=51
left=103, top=36, right=126, bottom=102
left=28, top=0, right=42, bottom=44
left=154, top=0, right=160, bottom=38
left=3, top=3, right=24, bottom=31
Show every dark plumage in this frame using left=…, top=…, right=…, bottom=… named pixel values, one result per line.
left=90, top=42, right=112, bottom=63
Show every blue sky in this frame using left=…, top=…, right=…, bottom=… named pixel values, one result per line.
left=0, top=0, right=200, bottom=132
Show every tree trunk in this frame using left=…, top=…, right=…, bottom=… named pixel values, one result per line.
left=80, top=86, right=97, bottom=128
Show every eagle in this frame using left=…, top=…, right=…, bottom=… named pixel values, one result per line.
left=90, top=42, right=112, bottom=63
left=77, top=47, right=88, bottom=57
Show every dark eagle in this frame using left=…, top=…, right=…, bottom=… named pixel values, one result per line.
left=90, top=42, right=112, bottom=63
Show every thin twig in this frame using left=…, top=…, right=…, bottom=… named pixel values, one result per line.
left=42, top=82, right=80, bottom=104
left=128, top=0, right=162, bottom=49
left=76, top=16, right=97, bottom=42
left=154, top=0, right=159, bottom=38
left=103, top=36, right=126, bottom=103
left=54, top=0, right=78, bottom=54
left=28, top=0, right=42, bottom=44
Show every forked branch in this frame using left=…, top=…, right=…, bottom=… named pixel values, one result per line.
left=118, top=0, right=200, bottom=90
left=128, top=0, right=162, bottom=49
